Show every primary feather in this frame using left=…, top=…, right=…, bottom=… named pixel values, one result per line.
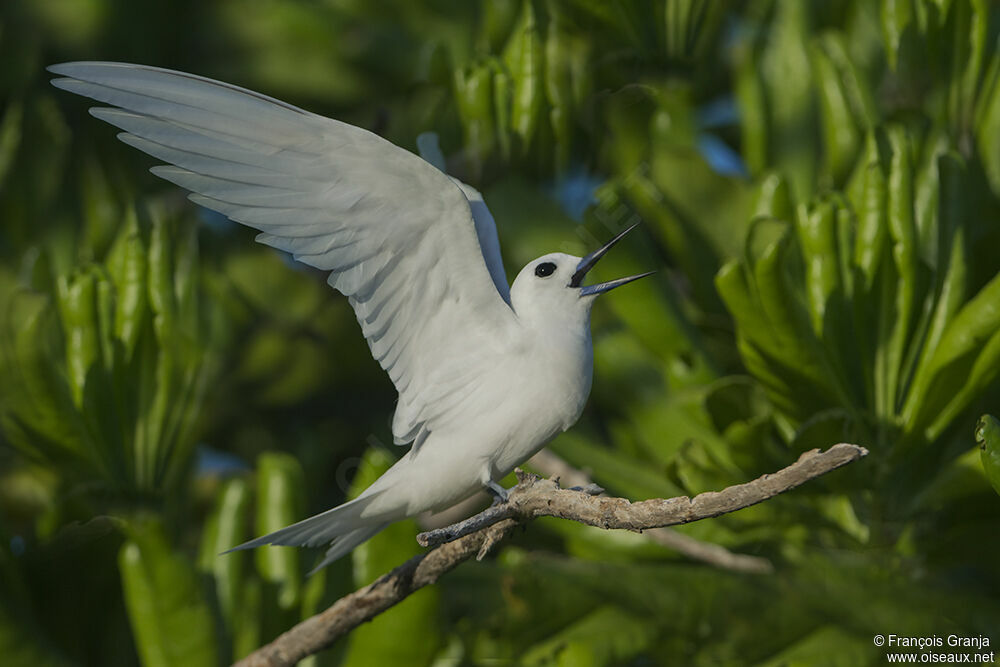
left=49, top=62, right=517, bottom=452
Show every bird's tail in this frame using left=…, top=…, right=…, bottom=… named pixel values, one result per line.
left=307, top=524, right=387, bottom=575
left=226, top=490, right=390, bottom=573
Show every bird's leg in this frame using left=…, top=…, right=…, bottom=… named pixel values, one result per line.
left=484, top=480, right=510, bottom=506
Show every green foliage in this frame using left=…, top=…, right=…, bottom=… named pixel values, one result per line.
left=2, top=0, right=1000, bottom=665
left=718, top=128, right=995, bottom=452
left=119, top=518, right=218, bottom=667
left=195, top=453, right=347, bottom=665
left=341, top=449, right=441, bottom=666
left=0, top=207, right=226, bottom=500
left=976, top=415, right=1000, bottom=496
left=253, top=452, right=305, bottom=609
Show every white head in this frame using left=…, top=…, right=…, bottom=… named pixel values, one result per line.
left=509, top=224, right=653, bottom=328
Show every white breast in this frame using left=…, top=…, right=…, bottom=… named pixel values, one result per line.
left=484, top=328, right=594, bottom=477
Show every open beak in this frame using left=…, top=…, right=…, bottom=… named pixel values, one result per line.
left=570, top=223, right=655, bottom=296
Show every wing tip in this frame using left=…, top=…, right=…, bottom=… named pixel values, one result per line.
left=116, top=131, right=141, bottom=146
left=149, top=164, right=190, bottom=179
left=46, top=62, right=73, bottom=76
left=48, top=61, right=139, bottom=76
left=48, top=77, right=76, bottom=92
left=89, top=106, right=132, bottom=121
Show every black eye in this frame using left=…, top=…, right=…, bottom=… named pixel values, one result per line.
left=534, top=262, right=556, bottom=278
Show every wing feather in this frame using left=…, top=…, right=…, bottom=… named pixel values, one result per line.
left=50, top=61, right=517, bottom=447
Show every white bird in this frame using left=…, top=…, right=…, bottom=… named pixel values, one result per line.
left=49, top=62, right=652, bottom=572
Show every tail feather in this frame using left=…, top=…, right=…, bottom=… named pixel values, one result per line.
left=227, top=490, right=387, bottom=553
left=308, top=524, right=388, bottom=576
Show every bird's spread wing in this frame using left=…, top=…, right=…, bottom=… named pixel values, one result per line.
left=451, top=179, right=510, bottom=305
left=49, top=61, right=518, bottom=447
left=415, top=131, right=510, bottom=305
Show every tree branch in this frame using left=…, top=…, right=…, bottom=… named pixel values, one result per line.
left=526, top=449, right=774, bottom=574
left=234, top=443, right=866, bottom=667
left=233, top=519, right=518, bottom=667
left=418, top=443, right=867, bottom=547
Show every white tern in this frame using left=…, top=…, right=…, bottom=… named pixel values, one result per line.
left=49, top=62, right=652, bottom=572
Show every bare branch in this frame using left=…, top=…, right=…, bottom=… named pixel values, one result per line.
left=421, top=452, right=775, bottom=574
left=527, top=450, right=774, bottom=574
left=418, top=444, right=867, bottom=547
left=235, top=443, right=866, bottom=667
left=234, top=519, right=517, bottom=667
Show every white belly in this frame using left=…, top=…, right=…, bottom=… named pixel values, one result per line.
left=360, top=337, right=593, bottom=517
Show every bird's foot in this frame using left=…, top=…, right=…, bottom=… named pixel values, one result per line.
left=484, top=480, right=510, bottom=506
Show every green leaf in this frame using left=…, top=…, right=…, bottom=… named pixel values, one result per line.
left=880, top=0, right=914, bottom=72
left=521, top=605, right=655, bottom=666
left=752, top=173, right=794, bottom=222
left=79, top=156, right=121, bottom=257
left=974, top=414, right=1000, bottom=496
left=502, top=0, right=544, bottom=152
left=947, top=0, right=989, bottom=130
left=736, top=47, right=769, bottom=175
left=750, top=231, right=844, bottom=409
left=254, top=452, right=304, bottom=611
left=0, top=99, right=23, bottom=190
left=810, top=34, right=863, bottom=183
left=341, top=447, right=441, bottom=666
left=882, top=127, right=918, bottom=417
left=976, top=39, right=1000, bottom=194
left=908, top=270, right=1000, bottom=436
left=118, top=518, right=218, bottom=667
left=927, top=327, right=1000, bottom=441
left=716, top=260, right=774, bottom=356
left=453, top=63, right=496, bottom=176
left=232, top=578, right=263, bottom=661
left=492, top=62, right=513, bottom=160
left=756, top=625, right=870, bottom=667
left=544, top=1, right=576, bottom=170
left=55, top=268, right=101, bottom=407
left=796, top=199, right=842, bottom=338
left=479, top=0, right=520, bottom=52
left=0, top=290, right=88, bottom=463
left=199, top=478, right=251, bottom=629
left=853, top=140, right=889, bottom=296
left=899, top=153, right=969, bottom=431
left=752, top=0, right=817, bottom=199
left=105, top=207, right=148, bottom=360
left=147, top=213, right=176, bottom=332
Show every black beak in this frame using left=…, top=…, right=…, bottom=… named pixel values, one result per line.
left=570, top=223, right=654, bottom=296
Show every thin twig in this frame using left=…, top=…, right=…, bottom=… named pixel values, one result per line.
left=526, top=450, right=774, bottom=574
left=234, top=443, right=866, bottom=667
left=643, top=527, right=772, bottom=573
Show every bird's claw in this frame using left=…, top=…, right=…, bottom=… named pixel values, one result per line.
left=485, top=480, right=510, bottom=506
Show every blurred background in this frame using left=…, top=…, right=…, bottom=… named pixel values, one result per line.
left=2, top=0, right=1000, bottom=665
